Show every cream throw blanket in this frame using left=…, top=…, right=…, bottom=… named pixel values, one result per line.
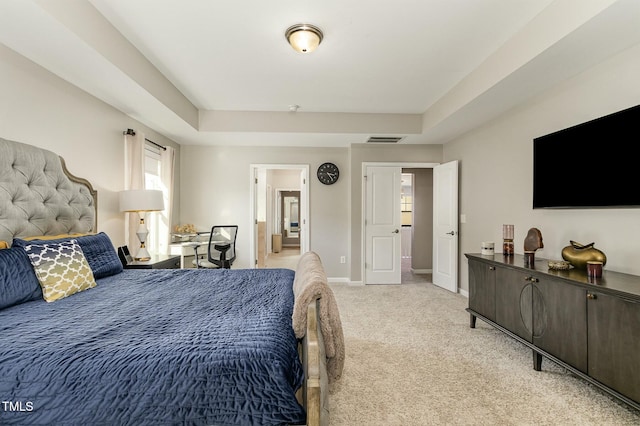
left=292, top=252, right=345, bottom=383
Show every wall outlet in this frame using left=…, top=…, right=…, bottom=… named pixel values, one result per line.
left=340, top=256, right=346, bottom=264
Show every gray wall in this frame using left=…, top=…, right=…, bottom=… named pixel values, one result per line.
left=0, top=43, right=181, bottom=248
left=179, top=143, right=444, bottom=282
left=445, top=42, right=640, bottom=293
left=179, top=145, right=350, bottom=277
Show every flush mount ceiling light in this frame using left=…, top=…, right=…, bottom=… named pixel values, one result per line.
left=285, top=23, right=323, bottom=53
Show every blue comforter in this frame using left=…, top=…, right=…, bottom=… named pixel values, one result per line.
left=0, top=268, right=306, bottom=425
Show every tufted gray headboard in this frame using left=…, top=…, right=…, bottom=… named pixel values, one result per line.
left=0, top=137, right=97, bottom=244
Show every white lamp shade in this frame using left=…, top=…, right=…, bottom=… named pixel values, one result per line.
left=119, top=189, right=164, bottom=212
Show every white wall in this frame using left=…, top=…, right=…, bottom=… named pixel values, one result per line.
left=0, top=44, right=181, bottom=247
left=445, top=42, right=640, bottom=293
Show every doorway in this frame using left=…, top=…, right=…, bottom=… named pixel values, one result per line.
left=249, top=164, right=309, bottom=270
left=401, top=170, right=433, bottom=284
left=362, top=161, right=458, bottom=291
left=400, top=168, right=433, bottom=284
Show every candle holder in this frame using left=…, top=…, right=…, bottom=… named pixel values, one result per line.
left=481, top=241, right=495, bottom=256
left=587, top=261, right=603, bottom=278
left=503, top=224, right=514, bottom=256
left=524, top=251, right=536, bottom=267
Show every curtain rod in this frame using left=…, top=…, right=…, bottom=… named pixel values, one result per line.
left=123, top=128, right=167, bottom=151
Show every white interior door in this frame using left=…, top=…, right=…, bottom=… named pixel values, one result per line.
left=433, top=160, right=459, bottom=293
left=365, top=166, right=402, bottom=284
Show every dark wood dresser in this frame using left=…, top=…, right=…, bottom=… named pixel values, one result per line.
left=466, top=253, right=640, bottom=411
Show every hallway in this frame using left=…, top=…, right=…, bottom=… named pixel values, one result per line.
left=401, top=257, right=432, bottom=284
left=264, top=247, right=301, bottom=270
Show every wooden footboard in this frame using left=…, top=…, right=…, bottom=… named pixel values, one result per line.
left=298, top=300, right=328, bottom=426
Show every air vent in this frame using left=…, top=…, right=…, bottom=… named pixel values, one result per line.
left=366, top=136, right=404, bottom=143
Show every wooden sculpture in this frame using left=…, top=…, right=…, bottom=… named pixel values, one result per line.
left=524, top=228, right=544, bottom=252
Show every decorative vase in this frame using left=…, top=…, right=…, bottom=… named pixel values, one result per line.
left=561, top=240, right=607, bottom=270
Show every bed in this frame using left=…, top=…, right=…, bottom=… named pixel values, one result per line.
left=0, top=137, right=342, bottom=425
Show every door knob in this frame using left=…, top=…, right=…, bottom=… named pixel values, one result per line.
left=446, top=231, right=455, bottom=235
left=392, top=229, right=399, bottom=233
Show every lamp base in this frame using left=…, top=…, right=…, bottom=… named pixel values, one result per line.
left=134, top=212, right=151, bottom=261
left=134, top=248, right=151, bottom=262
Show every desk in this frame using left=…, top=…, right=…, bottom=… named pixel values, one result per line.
left=169, top=240, right=229, bottom=268
left=169, top=241, right=208, bottom=269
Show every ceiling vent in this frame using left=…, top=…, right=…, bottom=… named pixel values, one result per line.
left=366, top=136, right=404, bottom=143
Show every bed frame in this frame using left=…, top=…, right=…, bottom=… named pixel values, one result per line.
left=301, top=300, right=329, bottom=425
left=0, top=137, right=327, bottom=426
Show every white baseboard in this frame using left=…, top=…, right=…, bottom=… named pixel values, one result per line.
left=328, top=276, right=468, bottom=296
left=411, top=268, right=432, bottom=274
left=328, top=278, right=364, bottom=286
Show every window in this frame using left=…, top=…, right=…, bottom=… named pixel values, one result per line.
left=401, top=173, right=413, bottom=226
left=144, top=144, right=163, bottom=255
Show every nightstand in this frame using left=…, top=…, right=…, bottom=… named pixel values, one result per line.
left=124, top=254, right=181, bottom=269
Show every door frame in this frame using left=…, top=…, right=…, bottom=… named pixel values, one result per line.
left=249, top=164, right=309, bottom=268
left=361, top=162, right=439, bottom=284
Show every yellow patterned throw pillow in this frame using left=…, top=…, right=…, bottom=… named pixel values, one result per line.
left=23, top=239, right=96, bottom=302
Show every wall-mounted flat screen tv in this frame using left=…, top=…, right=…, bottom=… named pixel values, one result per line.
left=533, top=104, right=640, bottom=209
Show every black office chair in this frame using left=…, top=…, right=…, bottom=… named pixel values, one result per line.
left=193, top=225, right=238, bottom=269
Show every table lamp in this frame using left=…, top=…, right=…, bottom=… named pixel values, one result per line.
left=119, top=189, right=164, bottom=261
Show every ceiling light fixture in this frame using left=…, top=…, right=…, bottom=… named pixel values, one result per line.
left=285, top=24, right=323, bottom=53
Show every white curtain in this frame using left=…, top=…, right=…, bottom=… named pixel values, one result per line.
left=158, top=146, right=175, bottom=255
left=124, top=131, right=145, bottom=252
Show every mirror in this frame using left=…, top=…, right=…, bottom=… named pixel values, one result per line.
left=280, top=191, right=300, bottom=247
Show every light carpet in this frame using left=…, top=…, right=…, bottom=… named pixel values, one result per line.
left=327, top=282, right=640, bottom=425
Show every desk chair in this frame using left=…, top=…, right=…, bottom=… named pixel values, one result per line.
left=192, top=225, right=238, bottom=269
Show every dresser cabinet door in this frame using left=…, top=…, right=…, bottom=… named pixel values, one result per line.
left=468, top=259, right=496, bottom=321
left=588, top=292, right=640, bottom=404
left=495, top=267, right=532, bottom=342
left=532, top=277, right=587, bottom=373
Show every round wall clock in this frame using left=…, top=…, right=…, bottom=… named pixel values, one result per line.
left=317, top=162, right=339, bottom=185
